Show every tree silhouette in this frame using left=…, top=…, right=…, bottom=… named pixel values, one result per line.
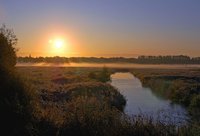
left=0, top=25, right=32, bottom=136
left=0, top=24, right=17, bottom=74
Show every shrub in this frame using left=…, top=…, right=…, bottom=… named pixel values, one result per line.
left=0, top=25, right=33, bottom=135
left=88, top=67, right=111, bottom=83
left=189, top=94, right=200, bottom=121
left=0, top=24, right=17, bottom=74
left=190, top=95, right=200, bottom=108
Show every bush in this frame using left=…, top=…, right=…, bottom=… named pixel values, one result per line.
left=190, top=95, right=200, bottom=108
left=0, top=24, right=17, bottom=74
left=168, top=80, right=199, bottom=106
left=189, top=95, right=200, bottom=121
left=0, top=25, right=33, bottom=135
left=88, top=67, right=111, bottom=83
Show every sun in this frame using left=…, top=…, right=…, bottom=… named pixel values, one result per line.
left=49, top=38, right=66, bottom=55
left=54, top=39, right=64, bottom=49
left=49, top=38, right=64, bottom=49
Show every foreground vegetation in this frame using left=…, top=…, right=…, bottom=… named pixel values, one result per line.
left=17, top=66, right=199, bottom=136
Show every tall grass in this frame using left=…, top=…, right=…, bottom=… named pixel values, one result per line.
left=15, top=67, right=200, bottom=136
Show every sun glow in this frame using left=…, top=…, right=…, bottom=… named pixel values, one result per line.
left=54, top=39, right=64, bottom=49
left=49, top=38, right=66, bottom=56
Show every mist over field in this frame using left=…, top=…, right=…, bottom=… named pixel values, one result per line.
left=16, top=62, right=200, bottom=69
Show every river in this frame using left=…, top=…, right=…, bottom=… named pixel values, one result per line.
left=111, top=72, right=189, bottom=125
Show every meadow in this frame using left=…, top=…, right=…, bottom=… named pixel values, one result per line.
left=15, top=66, right=200, bottom=136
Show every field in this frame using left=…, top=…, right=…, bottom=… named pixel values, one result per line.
left=15, top=66, right=200, bottom=136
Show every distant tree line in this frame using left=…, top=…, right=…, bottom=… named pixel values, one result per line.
left=137, top=55, right=200, bottom=64
left=17, top=55, right=200, bottom=64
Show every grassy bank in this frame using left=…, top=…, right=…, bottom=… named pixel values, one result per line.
left=131, top=69, right=200, bottom=123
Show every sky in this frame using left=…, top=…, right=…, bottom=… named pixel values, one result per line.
left=0, top=0, right=200, bottom=57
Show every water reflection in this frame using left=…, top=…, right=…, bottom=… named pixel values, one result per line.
left=111, top=72, right=189, bottom=125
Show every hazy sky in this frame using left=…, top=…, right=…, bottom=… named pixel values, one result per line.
left=1, top=0, right=200, bottom=57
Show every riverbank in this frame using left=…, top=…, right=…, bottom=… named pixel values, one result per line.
left=15, top=67, right=200, bottom=135
left=131, top=69, right=200, bottom=124
left=111, top=72, right=188, bottom=125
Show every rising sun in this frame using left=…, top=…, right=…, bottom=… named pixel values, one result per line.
left=49, top=39, right=64, bottom=49
left=55, top=39, right=64, bottom=49
left=49, top=38, right=66, bottom=55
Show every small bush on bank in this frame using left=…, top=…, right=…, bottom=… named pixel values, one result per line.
left=88, top=67, right=111, bottom=83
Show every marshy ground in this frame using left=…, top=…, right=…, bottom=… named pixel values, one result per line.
left=15, top=66, right=200, bottom=136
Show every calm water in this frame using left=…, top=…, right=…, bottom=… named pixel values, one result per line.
left=111, top=72, right=189, bottom=125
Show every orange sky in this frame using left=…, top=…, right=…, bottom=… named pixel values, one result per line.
left=2, top=1, right=200, bottom=57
